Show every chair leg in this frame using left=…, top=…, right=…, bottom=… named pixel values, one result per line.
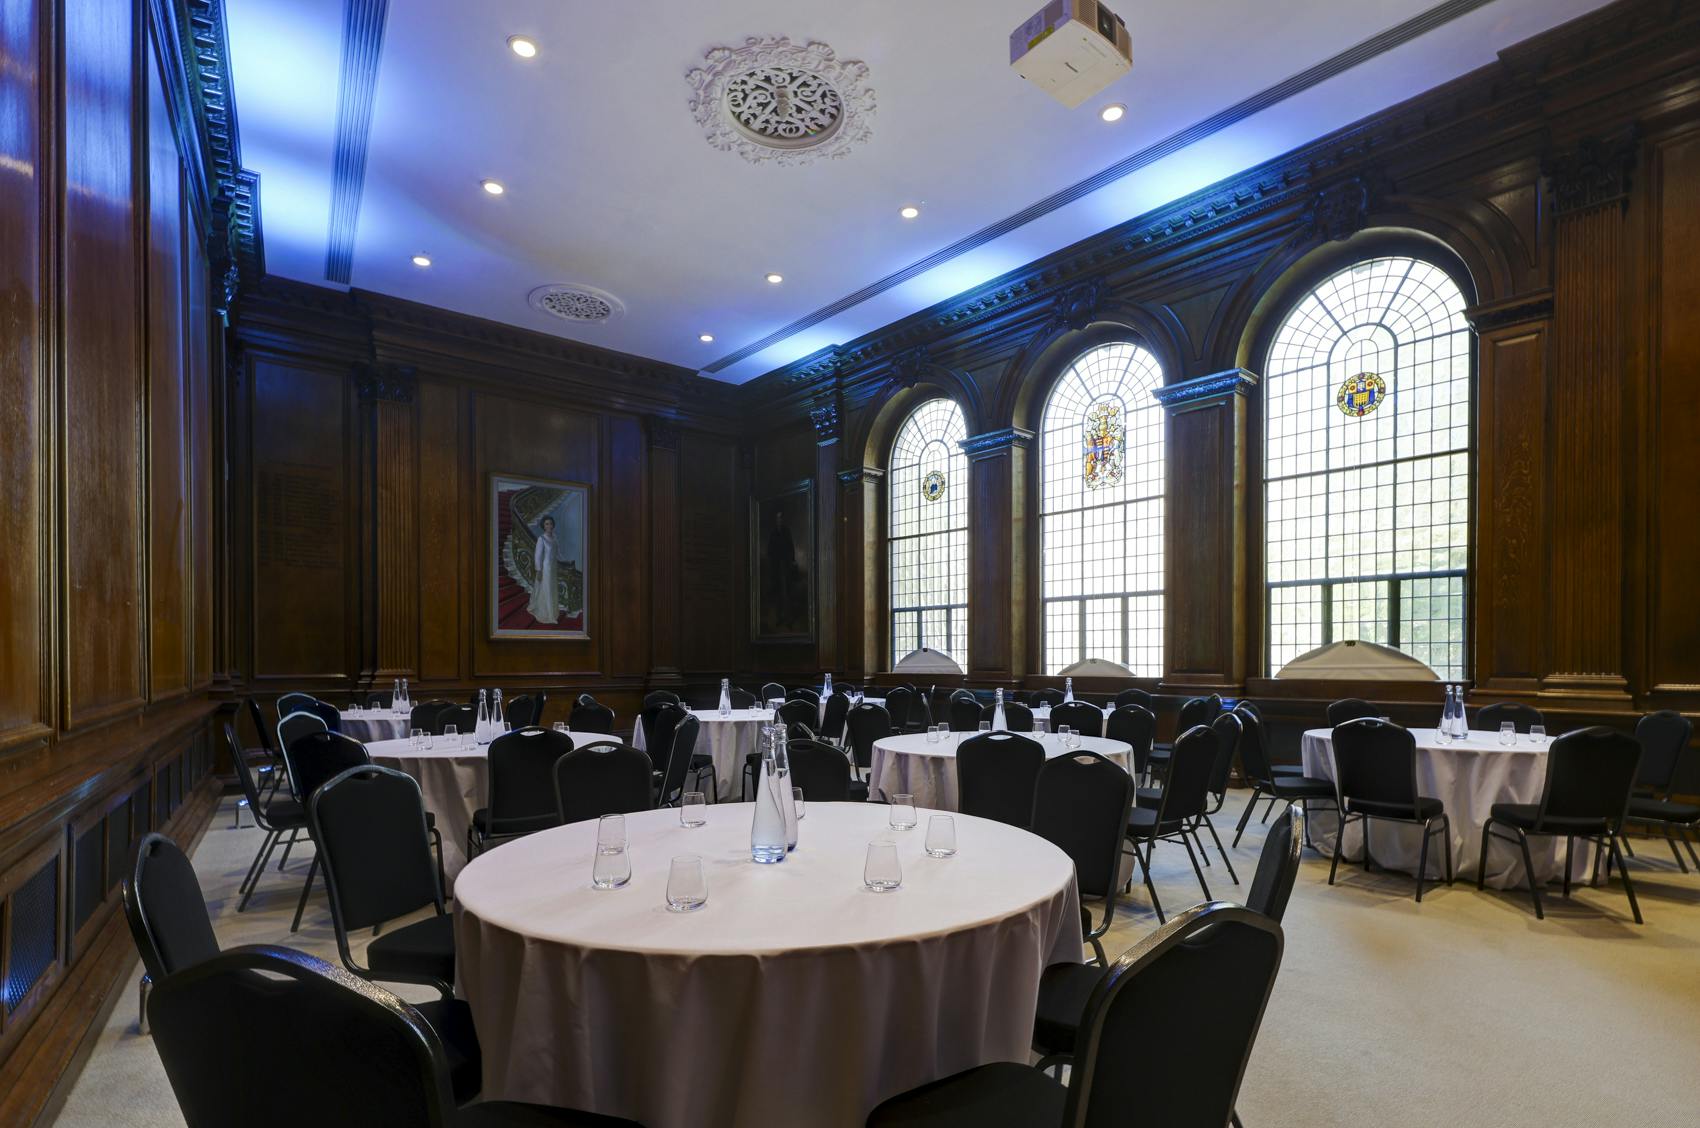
left=277, top=828, right=298, bottom=871
left=138, top=973, right=151, bottom=1035
left=1231, top=1113, right=1245, bottom=1128
left=291, top=854, right=320, bottom=933
left=238, top=830, right=281, bottom=911
left=1134, top=839, right=1165, bottom=924
left=1621, top=831, right=1636, bottom=858
left=1664, top=827, right=1689, bottom=874
left=1476, top=820, right=1495, bottom=891
left=430, top=827, right=446, bottom=896
left=1610, top=835, right=1643, bottom=925
left=1415, top=818, right=1431, bottom=903
left=1201, top=815, right=1238, bottom=884
left=1327, top=813, right=1346, bottom=887
left=1179, top=832, right=1212, bottom=902
left=238, top=828, right=276, bottom=895
left=1685, top=829, right=1700, bottom=869
left=1260, top=795, right=1276, bottom=824
left=1232, top=787, right=1264, bottom=847
left=1088, top=934, right=1106, bottom=966
left=1191, top=826, right=1212, bottom=867
left=1514, top=830, right=1543, bottom=920
left=1562, top=836, right=1574, bottom=898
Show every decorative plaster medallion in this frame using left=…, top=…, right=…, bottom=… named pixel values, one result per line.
left=527, top=283, right=625, bottom=325
left=687, top=36, right=874, bottom=166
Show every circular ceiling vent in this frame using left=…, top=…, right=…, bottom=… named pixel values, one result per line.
left=687, top=36, right=874, bottom=167
left=527, top=284, right=624, bottom=325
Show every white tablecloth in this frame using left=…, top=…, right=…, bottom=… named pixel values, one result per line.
left=454, top=802, right=1081, bottom=1128
left=1300, top=727, right=1593, bottom=890
left=869, top=731, right=1132, bottom=810
left=634, top=709, right=773, bottom=802
left=339, top=708, right=411, bottom=743
left=367, top=732, right=619, bottom=888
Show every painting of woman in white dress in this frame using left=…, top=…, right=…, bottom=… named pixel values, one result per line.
left=490, top=474, right=589, bottom=638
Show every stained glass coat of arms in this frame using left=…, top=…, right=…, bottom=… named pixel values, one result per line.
left=1082, top=401, right=1125, bottom=489
left=1336, top=371, right=1387, bottom=417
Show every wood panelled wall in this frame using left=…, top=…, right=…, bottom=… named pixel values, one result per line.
left=0, top=0, right=224, bottom=1118
left=733, top=0, right=1700, bottom=767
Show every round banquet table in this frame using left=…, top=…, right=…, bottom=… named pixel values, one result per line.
left=632, top=708, right=773, bottom=802
left=868, top=730, right=1132, bottom=810
left=453, top=802, right=1081, bottom=1128
left=366, top=732, right=619, bottom=888
left=1300, top=727, right=1594, bottom=890
left=338, top=707, right=411, bottom=743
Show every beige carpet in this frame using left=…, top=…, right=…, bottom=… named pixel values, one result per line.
left=53, top=792, right=1700, bottom=1127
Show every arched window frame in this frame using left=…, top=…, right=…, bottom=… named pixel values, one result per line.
left=1037, top=340, right=1167, bottom=676
left=1259, top=251, right=1474, bottom=680
left=886, top=398, right=969, bottom=668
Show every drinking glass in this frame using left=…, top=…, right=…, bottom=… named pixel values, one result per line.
left=553, top=721, right=569, bottom=735
left=443, top=724, right=458, bottom=743
left=666, top=855, right=707, bottom=912
left=792, top=786, right=806, bottom=820
left=680, top=792, right=707, bottom=827
left=924, top=814, right=957, bottom=858
left=409, top=727, right=424, bottom=749
left=925, top=725, right=940, bottom=744
left=1529, top=724, right=1547, bottom=745
left=592, top=814, right=631, bottom=889
left=864, top=841, right=902, bottom=892
left=978, top=721, right=992, bottom=735
left=889, top=793, right=918, bottom=830
left=1066, top=727, right=1081, bottom=749
left=1498, top=721, right=1516, bottom=746
left=421, top=731, right=434, bottom=750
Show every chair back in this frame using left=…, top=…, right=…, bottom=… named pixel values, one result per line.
left=1050, top=700, right=1103, bottom=738
left=989, top=700, right=1036, bottom=733
left=723, top=686, right=753, bottom=709
left=1207, top=712, right=1243, bottom=798
left=884, top=686, right=916, bottom=731
left=641, top=702, right=685, bottom=762
left=789, top=739, right=853, bottom=802
left=1064, top=903, right=1283, bottom=1128
left=1154, top=725, right=1219, bottom=824
left=432, top=703, right=475, bottom=736
left=1475, top=701, right=1545, bottom=733
left=643, top=690, right=681, bottom=709
left=845, top=703, right=892, bottom=770
left=1032, top=751, right=1133, bottom=899
left=309, top=766, right=441, bottom=933
left=948, top=696, right=982, bottom=732
left=305, top=698, right=341, bottom=733
left=225, top=723, right=268, bottom=815
left=1536, top=727, right=1641, bottom=828
left=568, top=699, right=616, bottom=734
left=487, top=727, right=571, bottom=836
left=657, top=714, right=699, bottom=806
left=759, top=682, right=786, bottom=703
left=1106, top=705, right=1156, bottom=777
left=504, top=692, right=546, bottom=729
left=776, top=699, right=816, bottom=729
left=1113, top=688, right=1153, bottom=710
left=819, top=691, right=851, bottom=742
left=147, top=945, right=459, bottom=1128
left=1327, top=697, right=1379, bottom=726
left=1247, top=806, right=1304, bottom=923
left=790, top=687, right=822, bottom=705
left=276, top=692, right=317, bottom=718
left=245, top=697, right=276, bottom=754
left=1030, top=688, right=1064, bottom=708
left=554, top=743, right=653, bottom=824
left=122, top=833, right=218, bottom=983
left=1177, top=694, right=1223, bottom=732
left=276, top=709, right=328, bottom=760
left=282, top=730, right=370, bottom=807
left=1234, top=707, right=1275, bottom=787
left=1634, top=710, right=1693, bottom=791
left=408, top=699, right=453, bottom=734
left=1331, top=718, right=1421, bottom=818
left=956, top=732, right=1046, bottom=828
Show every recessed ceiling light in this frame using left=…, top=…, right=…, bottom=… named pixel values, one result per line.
left=765, top=272, right=783, bottom=284
left=481, top=179, right=505, bottom=196
left=899, top=205, right=920, bottom=220
left=1100, top=103, right=1126, bottom=123
left=411, top=254, right=432, bottom=267
left=507, top=36, right=538, bottom=59
left=699, top=333, right=715, bottom=343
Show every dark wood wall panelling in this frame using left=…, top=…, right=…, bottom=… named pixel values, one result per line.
left=0, top=0, right=225, bottom=1119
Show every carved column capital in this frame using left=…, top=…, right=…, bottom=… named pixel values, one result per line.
left=837, top=466, right=885, bottom=486
left=648, top=416, right=681, bottom=450
left=354, top=363, right=416, bottom=403
left=1043, top=277, right=1107, bottom=335
left=1152, top=369, right=1259, bottom=415
left=1543, top=129, right=1638, bottom=216
left=958, top=427, right=1034, bottom=461
left=1299, top=172, right=1387, bottom=243
left=808, top=399, right=841, bottom=445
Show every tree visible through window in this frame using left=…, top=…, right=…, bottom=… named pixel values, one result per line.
left=1040, top=342, right=1166, bottom=676
left=1263, top=255, right=1471, bottom=678
left=889, top=399, right=968, bottom=667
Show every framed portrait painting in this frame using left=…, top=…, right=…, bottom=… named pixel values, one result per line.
left=750, top=479, right=814, bottom=641
left=490, top=473, right=589, bottom=639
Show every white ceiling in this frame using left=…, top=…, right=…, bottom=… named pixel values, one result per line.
left=225, top=0, right=1611, bottom=383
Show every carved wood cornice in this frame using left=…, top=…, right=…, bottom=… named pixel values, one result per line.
left=1466, top=289, right=1555, bottom=332
left=1152, top=369, right=1259, bottom=414
left=837, top=466, right=885, bottom=486
left=959, top=428, right=1035, bottom=461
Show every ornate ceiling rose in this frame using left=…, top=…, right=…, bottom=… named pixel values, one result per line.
left=687, top=36, right=874, bottom=167
left=527, top=283, right=625, bottom=325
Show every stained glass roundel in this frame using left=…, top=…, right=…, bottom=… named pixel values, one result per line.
left=1336, top=371, right=1387, bottom=417
left=921, top=470, right=946, bottom=502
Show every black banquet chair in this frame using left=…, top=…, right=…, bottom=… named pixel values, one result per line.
left=469, top=727, right=570, bottom=859
left=642, top=690, right=681, bottom=709
left=948, top=695, right=983, bottom=733
left=568, top=697, right=616, bottom=734
left=1623, top=710, right=1699, bottom=871
left=868, top=902, right=1283, bottom=1128
left=845, top=702, right=892, bottom=786
left=310, top=765, right=460, bottom=995
left=1048, top=700, right=1103, bottom=738
left=820, top=691, right=851, bottom=745
left=1139, top=712, right=1242, bottom=883
left=554, top=742, right=653, bottom=824
left=655, top=713, right=700, bottom=808
left=504, top=692, right=547, bottom=729
left=1113, top=688, right=1153, bottom=710
left=1029, top=687, right=1064, bottom=708
left=224, top=723, right=308, bottom=914
left=983, top=700, right=1035, bottom=733
left=1478, top=726, right=1643, bottom=924
left=1232, top=707, right=1338, bottom=849
left=759, top=681, right=786, bottom=704
left=434, top=703, right=477, bottom=736
left=1106, top=704, right=1156, bottom=782
left=1124, top=725, right=1219, bottom=923
left=957, top=732, right=1046, bottom=828
left=789, top=738, right=867, bottom=802
left=1328, top=718, right=1452, bottom=902
left=775, top=698, right=817, bottom=732
left=1326, top=697, right=1380, bottom=726
left=1030, top=749, right=1133, bottom=965
left=280, top=729, right=372, bottom=932
left=147, top=945, right=640, bottom=1127
left=1474, top=701, right=1545, bottom=734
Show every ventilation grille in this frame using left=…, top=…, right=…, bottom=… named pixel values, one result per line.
left=528, top=284, right=625, bottom=324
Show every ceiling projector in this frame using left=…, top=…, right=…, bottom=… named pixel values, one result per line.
left=1010, top=0, right=1132, bottom=108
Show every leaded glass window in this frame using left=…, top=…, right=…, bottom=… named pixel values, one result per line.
left=888, top=399, right=968, bottom=667
left=1263, top=255, right=1471, bottom=678
left=1040, top=342, right=1165, bottom=676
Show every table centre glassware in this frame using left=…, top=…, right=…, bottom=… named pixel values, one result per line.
left=924, top=814, right=957, bottom=858
left=409, top=727, right=424, bottom=749
left=864, top=841, right=902, bottom=891
left=680, top=791, right=707, bottom=827
left=925, top=725, right=941, bottom=744
left=750, top=744, right=789, bottom=864
left=1529, top=725, right=1547, bottom=745
left=889, top=793, right=918, bottom=830
left=666, top=855, right=707, bottom=912
left=1498, top=722, right=1516, bottom=746
left=592, top=814, right=631, bottom=889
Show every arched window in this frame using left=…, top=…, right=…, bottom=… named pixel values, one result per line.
left=1040, top=342, right=1165, bottom=675
left=1263, top=255, right=1471, bottom=678
left=888, top=399, right=968, bottom=667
